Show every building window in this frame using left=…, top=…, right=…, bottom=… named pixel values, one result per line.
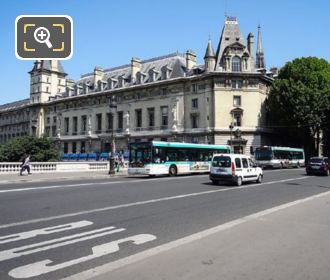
left=232, top=56, right=241, bottom=72
left=232, top=79, right=243, bottom=89
left=53, top=116, right=57, bottom=123
left=46, top=117, right=50, bottom=124
left=72, top=142, right=77, bottom=153
left=191, top=83, right=197, bottom=93
left=45, top=126, right=50, bottom=137
left=107, top=113, right=113, bottom=130
left=117, top=111, right=123, bottom=130
left=161, top=106, right=168, bottom=128
left=64, top=142, right=68, bottom=153
left=73, top=117, right=78, bottom=134
left=96, top=113, right=102, bottom=133
left=233, top=96, right=241, bottom=107
left=81, top=141, right=86, bottom=153
left=192, top=98, right=198, bottom=109
left=191, top=115, right=198, bottom=128
left=81, top=115, right=87, bottom=132
left=46, top=87, right=49, bottom=93
left=52, top=126, right=56, bottom=137
left=233, top=113, right=242, bottom=127
left=64, top=117, right=69, bottom=135
left=135, top=109, right=142, bottom=128
left=148, top=108, right=155, bottom=127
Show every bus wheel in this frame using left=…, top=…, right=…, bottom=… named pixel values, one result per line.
left=169, top=165, right=178, bottom=176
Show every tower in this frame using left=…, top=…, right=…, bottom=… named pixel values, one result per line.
left=256, top=25, right=265, bottom=69
left=29, top=60, right=67, bottom=104
left=204, top=39, right=216, bottom=72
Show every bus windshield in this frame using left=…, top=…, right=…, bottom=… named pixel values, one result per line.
left=255, top=149, right=273, bottom=161
left=129, top=143, right=152, bottom=167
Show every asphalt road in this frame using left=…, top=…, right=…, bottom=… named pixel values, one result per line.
left=0, top=169, right=329, bottom=279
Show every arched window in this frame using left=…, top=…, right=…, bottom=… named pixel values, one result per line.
left=232, top=56, right=241, bottom=72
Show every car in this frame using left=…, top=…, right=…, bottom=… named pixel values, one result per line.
left=306, top=157, right=329, bottom=176
left=210, top=154, right=263, bottom=186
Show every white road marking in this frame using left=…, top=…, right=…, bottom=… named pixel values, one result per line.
left=9, top=234, right=157, bottom=279
left=0, top=175, right=201, bottom=193
left=0, top=176, right=312, bottom=230
left=0, top=226, right=125, bottom=262
left=0, top=220, right=92, bottom=244
left=63, top=189, right=330, bottom=280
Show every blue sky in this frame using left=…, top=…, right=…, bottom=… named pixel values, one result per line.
left=1, top=0, right=329, bottom=104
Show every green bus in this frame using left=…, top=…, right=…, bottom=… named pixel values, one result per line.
left=128, top=141, right=231, bottom=176
left=255, top=146, right=305, bottom=168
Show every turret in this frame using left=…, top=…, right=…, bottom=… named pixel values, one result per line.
left=204, top=40, right=216, bottom=72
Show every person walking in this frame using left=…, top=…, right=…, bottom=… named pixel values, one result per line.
left=20, top=154, right=32, bottom=176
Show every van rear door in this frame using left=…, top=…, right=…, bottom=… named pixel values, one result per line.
left=211, top=155, right=232, bottom=176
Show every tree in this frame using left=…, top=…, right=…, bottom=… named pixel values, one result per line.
left=266, top=57, right=330, bottom=157
left=0, top=136, right=60, bottom=162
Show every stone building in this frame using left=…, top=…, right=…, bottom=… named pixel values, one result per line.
left=0, top=17, right=273, bottom=155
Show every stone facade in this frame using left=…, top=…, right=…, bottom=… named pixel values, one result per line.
left=0, top=17, right=273, bottom=155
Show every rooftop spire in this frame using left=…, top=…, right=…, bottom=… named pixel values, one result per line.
left=204, top=39, right=215, bottom=59
left=256, top=24, right=265, bottom=69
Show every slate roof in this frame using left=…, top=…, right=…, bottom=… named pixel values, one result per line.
left=0, top=99, right=30, bottom=112
left=78, top=52, right=187, bottom=87
left=30, top=60, right=66, bottom=74
left=215, top=17, right=248, bottom=69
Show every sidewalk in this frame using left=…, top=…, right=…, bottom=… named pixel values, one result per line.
left=0, top=169, right=128, bottom=184
left=75, top=190, right=330, bottom=280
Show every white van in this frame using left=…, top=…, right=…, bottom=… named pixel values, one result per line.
left=210, top=154, right=263, bottom=186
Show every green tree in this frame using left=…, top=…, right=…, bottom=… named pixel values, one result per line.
left=0, top=136, right=59, bottom=162
left=266, top=57, right=330, bottom=157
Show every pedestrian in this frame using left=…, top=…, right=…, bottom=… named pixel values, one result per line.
left=20, top=154, right=32, bottom=176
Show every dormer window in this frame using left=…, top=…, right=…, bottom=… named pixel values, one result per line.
left=161, top=66, right=172, bottom=80
left=107, top=78, right=118, bottom=89
left=232, top=56, right=241, bottom=72
left=136, top=72, right=146, bottom=84
left=148, top=68, right=159, bottom=82
left=118, top=76, right=126, bottom=88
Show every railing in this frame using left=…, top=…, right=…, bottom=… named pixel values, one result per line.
left=0, top=162, right=114, bottom=173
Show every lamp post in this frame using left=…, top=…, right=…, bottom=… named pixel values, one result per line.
left=229, top=123, right=234, bottom=153
left=108, top=96, right=117, bottom=176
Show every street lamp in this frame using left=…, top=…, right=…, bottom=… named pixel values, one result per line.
left=229, top=123, right=234, bottom=153
left=108, top=95, right=117, bottom=175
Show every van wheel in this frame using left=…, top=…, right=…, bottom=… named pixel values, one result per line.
left=169, top=165, right=178, bottom=176
left=256, top=175, right=262, bottom=183
left=212, top=180, right=219, bottom=185
left=236, top=176, right=242, bottom=186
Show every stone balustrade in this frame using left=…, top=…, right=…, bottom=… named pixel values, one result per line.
left=0, top=162, right=112, bottom=173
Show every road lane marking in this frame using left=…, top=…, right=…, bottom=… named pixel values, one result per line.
left=0, top=175, right=205, bottom=193
left=63, top=189, right=330, bottom=280
left=0, top=176, right=312, bottom=230
left=0, top=226, right=125, bottom=262
left=0, top=220, right=92, bottom=244
left=9, top=234, right=157, bottom=279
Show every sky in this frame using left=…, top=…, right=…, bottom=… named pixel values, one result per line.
left=0, top=0, right=329, bottom=105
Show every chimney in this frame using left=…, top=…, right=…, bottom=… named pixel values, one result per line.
left=131, top=57, right=141, bottom=83
left=50, top=60, right=59, bottom=71
left=186, top=50, right=196, bottom=70
left=93, top=67, right=104, bottom=84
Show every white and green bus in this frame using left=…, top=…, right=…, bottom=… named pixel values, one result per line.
left=128, top=141, right=231, bottom=176
left=255, top=146, right=305, bottom=168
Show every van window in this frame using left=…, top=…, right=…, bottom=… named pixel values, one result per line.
left=212, top=156, right=231, bottom=167
left=235, top=158, right=242, bottom=168
left=242, top=158, right=249, bottom=168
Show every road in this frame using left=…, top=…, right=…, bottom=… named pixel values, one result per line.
left=0, top=169, right=329, bottom=279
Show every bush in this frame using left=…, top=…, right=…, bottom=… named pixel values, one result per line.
left=0, top=136, right=59, bottom=162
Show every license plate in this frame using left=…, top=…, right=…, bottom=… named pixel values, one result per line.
left=311, top=166, right=319, bottom=169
